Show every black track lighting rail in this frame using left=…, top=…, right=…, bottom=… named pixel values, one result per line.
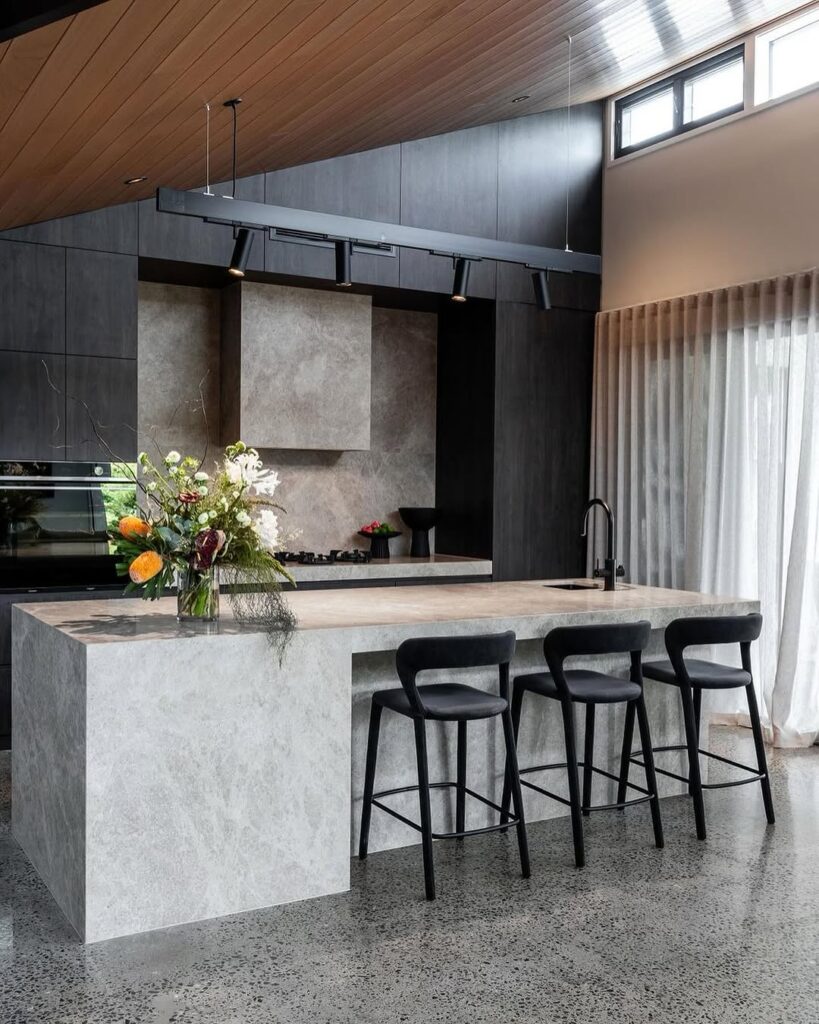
left=156, top=188, right=601, bottom=276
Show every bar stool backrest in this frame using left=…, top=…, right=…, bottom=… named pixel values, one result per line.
left=665, top=613, right=762, bottom=677
left=542, top=620, right=652, bottom=697
left=396, top=631, right=517, bottom=716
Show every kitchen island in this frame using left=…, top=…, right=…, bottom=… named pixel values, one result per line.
left=12, top=580, right=757, bottom=942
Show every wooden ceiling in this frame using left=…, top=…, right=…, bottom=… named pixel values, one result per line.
left=0, top=0, right=807, bottom=230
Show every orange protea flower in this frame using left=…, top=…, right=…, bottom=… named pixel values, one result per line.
left=128, top=550, right=163, bottom=584
left=119, top=515, right=151, bottom=539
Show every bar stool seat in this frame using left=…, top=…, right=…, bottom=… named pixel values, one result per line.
left=621, top=613, right=774, bottom=841
left=373, top=683, right=507, bottom=720
left=644, top=659, right=751, bottom=689
left=516, top=669, right=642, bottom=704
left=359, top=631, right=530, bottom=900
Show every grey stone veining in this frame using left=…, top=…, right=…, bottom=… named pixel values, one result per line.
left=137, top=289, right=438, bottom=557
left=235, top=282, right=372, bottom=451
left=0, top=729, right=815, bottom=1023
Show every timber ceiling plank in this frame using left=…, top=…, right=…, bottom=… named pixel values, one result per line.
left=0, top=20, right=69, bottom=134
left=19, top=0, right=341, bottom=223
left=0, top=1, right=131, bottom=179
left=0, top=0, right=807, bottom=230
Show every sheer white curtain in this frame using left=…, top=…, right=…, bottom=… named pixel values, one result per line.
left=590, top=269, right=819, bottom=747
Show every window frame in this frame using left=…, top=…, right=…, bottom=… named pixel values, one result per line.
left=755, top=6, right=819, bottom=105
left=613, top=44, right=746, bottom=159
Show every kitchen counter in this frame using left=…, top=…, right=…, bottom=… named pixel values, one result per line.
left=284, top=552, right=492, bottom=584
left=12, top=580, right=757, bottom=942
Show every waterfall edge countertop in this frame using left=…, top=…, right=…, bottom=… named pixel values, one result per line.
left=13, top=578, right=755, bottom=648
left=12, top=580, right=758, bottom=943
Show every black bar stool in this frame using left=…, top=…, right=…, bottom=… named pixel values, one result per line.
left=620, top=613, right=774, bottom=840
left=358, top=631, right=530, bottom=901
left=501, top=621, right=663, bottom=868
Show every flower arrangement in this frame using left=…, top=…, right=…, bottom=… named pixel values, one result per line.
left=111, top=442, right=296, bottom=650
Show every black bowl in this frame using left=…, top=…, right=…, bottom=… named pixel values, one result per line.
left=398, top=507, right=440, bottom=531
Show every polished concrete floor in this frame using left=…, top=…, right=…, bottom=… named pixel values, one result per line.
left=1, top=728, right=817, bottom=1024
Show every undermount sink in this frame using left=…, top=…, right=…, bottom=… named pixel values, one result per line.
left=545, top=582, right=600, bottom=591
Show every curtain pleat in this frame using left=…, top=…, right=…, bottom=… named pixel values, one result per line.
left=590, top=268, right=819, bottom=747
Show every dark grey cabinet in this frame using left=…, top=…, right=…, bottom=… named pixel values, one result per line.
left=66, top=249, right=138, bottom=358
left=496, top=104, right=603, bottom=304
left=399, top=124, right=499, bottom=298
left=0, top=203, right=138, bottom=255
left=492, top=302, right=595, bottom=581
left=0, top=351, right=65, bottom=460
left=264, top=146, right=401, bottom=286
left=65, top=355, right=137, bottom=461
left=139, top=175, right=265, bottom=269
left=0, top=241, right=65, bottom=354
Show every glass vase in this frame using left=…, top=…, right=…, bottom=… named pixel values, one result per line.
left=176, top=565, right=220, bottom=622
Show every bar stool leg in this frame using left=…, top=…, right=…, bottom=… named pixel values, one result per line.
left=456, top=721, right=467, bottom=839
left=634, top=695, right=664, bottom=849
left=358, top=702, right=383, bottom=860
left=617, top=700, right=636, bottom=807
left=693, top=687, right=702, bottom=741
left=500, top=685, right=523, bottom=827
left=501, top=709, right=531, bottom=878
left=679, top=683, right=707, bottom=840
left=560, top=698, right=585, bottom=868
left=582, top=704, right=596, bottom=816
left=413, top=717, right=436, bottom=900
left=746, top=683, right=775, bottom=824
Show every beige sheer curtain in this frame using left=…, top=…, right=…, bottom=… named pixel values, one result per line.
left=590, top=269, right=819, bottom=747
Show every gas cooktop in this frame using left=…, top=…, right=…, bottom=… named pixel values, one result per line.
left=275, top=549, right=373, bottom=566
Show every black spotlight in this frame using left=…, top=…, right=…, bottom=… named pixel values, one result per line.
left=451, top=258, right=470, bottom=302
left=335, top=240, right=352, bottom=287
left=228, top=228, right=253, bottom=277
left=532, top=269, right=551, bottom=311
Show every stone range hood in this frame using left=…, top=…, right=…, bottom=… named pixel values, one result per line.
left=220, top=282, right=372, bottom=451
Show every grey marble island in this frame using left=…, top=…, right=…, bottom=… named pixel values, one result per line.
left=11, top=580, right=757, bottom=942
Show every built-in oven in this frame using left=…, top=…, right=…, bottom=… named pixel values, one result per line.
left=0, top=460, right=138, bottom=590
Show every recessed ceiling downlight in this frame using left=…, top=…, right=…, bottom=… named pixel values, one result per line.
left=124, top=176, right=148, bottom=185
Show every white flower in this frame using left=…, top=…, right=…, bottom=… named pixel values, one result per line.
left=197, top=512, right=209, bottom=525
left=198, top=486, right=208, bottom=496
left=165, top=451, right=181, bottom=465
left=194, top=471, right=209, bottom=482
left=146, top=481, right=157, bottom=492
left=138, top=451, right=149, bottom=466
left=254, top=508, right=280, bottom=551
left=235, top=509, right=251, bottom=527
left=253, top=469, right=280, bottom=497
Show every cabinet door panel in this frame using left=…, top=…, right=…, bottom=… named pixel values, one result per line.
left=399, top=124, right=498, bottom=299
left=264, top=146, right=400, bottom=286
left=0, top=351, right=65, bottom=459
left=67, top=250, right=137, bottom=358
left=139, top=175, right=265, bottom=270
left=0, top=241, right=65, bottom=354
left=66, top=355, right=137, bottom=461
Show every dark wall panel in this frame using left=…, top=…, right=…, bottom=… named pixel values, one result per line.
left=0, top=203, right=138, bottom=255
left=435, top=301, right=495, bottom=559
left=265, top=146, right=401, bottom=286
left=492, top=301, right=595, bottom=581
left=496, top=103, right=603, bottom=305
left=65, top=354, right=137, bottom=461
left=0, top=350, right=65, bottom=459
left=139, top=175, right=265, bottom=270
left=0, top=240, right=65, bottom=353
left=399, top=124, right=498, bottom=299
left=66, top=249, right=138, bottom=358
